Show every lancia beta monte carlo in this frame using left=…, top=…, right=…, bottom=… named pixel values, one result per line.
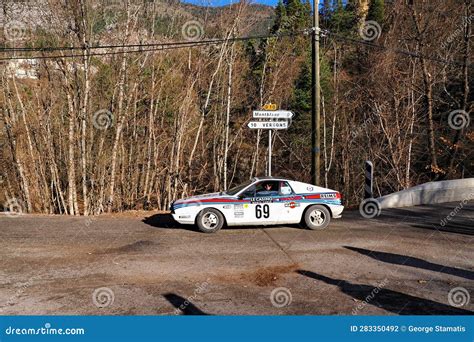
left=170, top=177, right=343, bottom=233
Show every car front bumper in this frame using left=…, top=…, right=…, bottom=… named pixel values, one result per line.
left=170, top=201, right=199, bottom=225
left=171, top=212, right=195, bottom=225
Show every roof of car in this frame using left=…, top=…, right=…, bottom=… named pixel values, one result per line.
left=253, top=176, right=289, bottom=181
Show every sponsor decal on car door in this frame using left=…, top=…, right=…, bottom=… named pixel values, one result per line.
left=275, top=181, right=303, bottom=224
left=236, top=181, right=279, bottom=225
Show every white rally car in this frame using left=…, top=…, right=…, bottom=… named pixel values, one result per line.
left=170, top=177, right=343, bottom=233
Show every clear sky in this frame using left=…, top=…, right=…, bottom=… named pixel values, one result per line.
left=181, top=0, right=280, bottom=7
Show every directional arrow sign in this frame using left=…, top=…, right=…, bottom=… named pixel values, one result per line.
left=247, top=121, right=289, bottom=130
left=253, top=110, right=294, bottom=119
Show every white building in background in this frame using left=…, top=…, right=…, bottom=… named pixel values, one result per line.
left=5, top=59, right=98, bottom=80
left=6, top=59, right=39, bottom=79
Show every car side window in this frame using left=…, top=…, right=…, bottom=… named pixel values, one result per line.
left=279, top=181, right=294, bottom=196
left=255, top=181, right=279, bottom=197
left=240, top=185, right=256, bottom=198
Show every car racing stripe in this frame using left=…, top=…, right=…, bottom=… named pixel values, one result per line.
left=172, top=198, right=341, bottom=209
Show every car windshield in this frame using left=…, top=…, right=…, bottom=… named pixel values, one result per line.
left=226, top=180, right=254, bottom=196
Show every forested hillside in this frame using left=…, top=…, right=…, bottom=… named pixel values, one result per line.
left=0, top=0, right=472, bottom=215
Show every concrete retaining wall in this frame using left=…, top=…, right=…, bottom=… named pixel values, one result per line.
left=377, top=179, right=474, bottom=209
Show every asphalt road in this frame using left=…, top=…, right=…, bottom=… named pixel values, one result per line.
left=0, top=202, right=472, bottom=315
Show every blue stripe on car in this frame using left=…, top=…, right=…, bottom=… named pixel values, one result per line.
left=172, top=198, right=341, bottom=210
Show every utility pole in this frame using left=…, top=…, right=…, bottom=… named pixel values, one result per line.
left=311, top=0, right=321, bottom=186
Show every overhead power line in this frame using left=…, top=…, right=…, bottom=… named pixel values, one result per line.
left=325, top=31, right=465, bottom=66
left=0, top=31, right=305, bottom=53
left=0, top=41, right=216, bottom=61
left=0, top=30, right=307, bottom=60
left=0, top=28, right=463, bottom=66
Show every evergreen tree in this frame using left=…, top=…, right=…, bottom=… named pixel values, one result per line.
left=272, top=0, right=288, bottom=33
left=330, top=0, right=357, bottom=33
left=272, top=0, right=311, bottom=33
left=367, top=0, right=385, bottom=23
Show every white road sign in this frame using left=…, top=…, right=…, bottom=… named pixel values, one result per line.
left=247, top=121, right=289, bottom=130
left=252, top=110, right=294, bottom=119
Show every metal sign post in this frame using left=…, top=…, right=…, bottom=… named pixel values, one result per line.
left=268, top=129, right=272, bottom=176
left=364, top=161, right=374, bottom=199
left=248, top=108, right=295, bottom=177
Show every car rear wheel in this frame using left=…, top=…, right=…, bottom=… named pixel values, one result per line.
left=196, top=208, right=224, bottom=233
left=304, top=205, right=331, bottom=230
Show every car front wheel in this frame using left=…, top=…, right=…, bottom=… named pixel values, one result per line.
left=304, top=205, right=331, bottom=230
left=196, top=208, right=224, bottom=233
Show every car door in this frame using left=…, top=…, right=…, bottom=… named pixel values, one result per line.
left=274, top=181, right=303, bottom=224
left=238, top=181, right=280, bottom=225
left=229, top=184, right=256, bottom=226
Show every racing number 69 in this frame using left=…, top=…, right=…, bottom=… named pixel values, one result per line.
left=255, top=204, right=270, bottom=219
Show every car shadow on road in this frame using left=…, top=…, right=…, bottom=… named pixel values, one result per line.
left=296, top=270, right=472, bottom=315
left=143, top=213, right=301, bottom=232
left=163, top=293, right=210, bottom=315
left=143, top=213, right=197, bottom=231
left=344, top=246, right=474, bottom=281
